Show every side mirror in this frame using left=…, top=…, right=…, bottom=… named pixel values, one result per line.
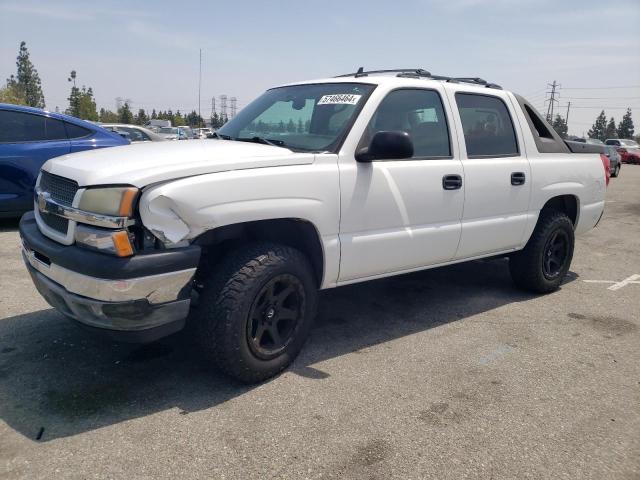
left=355, top=131, right=414, bottom=162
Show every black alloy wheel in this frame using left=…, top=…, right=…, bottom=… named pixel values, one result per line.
left=542, top=229, right=569, bottom=279
left=247, top=274, right=305, bottom=359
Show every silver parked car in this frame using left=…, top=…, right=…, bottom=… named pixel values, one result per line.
left=101, top=124, right=165, bottom=142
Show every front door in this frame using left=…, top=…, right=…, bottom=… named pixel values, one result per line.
left=338, top=87, right=464, bottom=282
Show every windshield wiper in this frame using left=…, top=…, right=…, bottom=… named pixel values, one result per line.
left=235, top=136, right=287, bottom=148
left=212, top=132, right=232, bottom=140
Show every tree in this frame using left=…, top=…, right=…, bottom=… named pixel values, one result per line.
left=617, top=108, right=634, bottom=139
left=5, top=41, right=45, bottom=108
left=99, top=108, right=118, bottom=123
left=174, top=110, right=185, bottom=126
left=65, top=71, right=98, bottom=120
left=287, top=119, right=296, bottom=133
left=151, top=109, right=157, bottom=120
left=135, top=108, right=148, bottom=125
left=604, top=117, right=617, bottom=140
left=587, top=110, right=607, bottom=141
left=551, top=115, right=568, bottom=139
left=185, top=110, right=204, bottom=127
left=297, top=118, right=304, bottom=133
left=0, top=83, right=27, bottom=105
left=118, top=102, right=134, bottom=124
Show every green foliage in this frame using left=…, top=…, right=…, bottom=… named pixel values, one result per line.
left=604, top=117, right=617, bottom=140
left=0, top=83, right=27, bottom=105
left=617, top=108, right=634, bottom=139
left=5, top=41, right=45, bottom=108
left=210, top=112, right=228, bottom=129
left=65, top=71, right=98, bottom=121
left=551, top=115, right=568, bottom=139
left=587, top=110, right=607, bottom=141
left=185, top=110, right=204, bottom=127
left=99, top=108, right=118, bottom=123
left=135, top=109, right=148, bottom=125
left=118, top=103, right=134, bottom=124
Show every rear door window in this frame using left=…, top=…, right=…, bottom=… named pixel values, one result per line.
left=455, top=93, right=519, bottom=157
left=45, top=118, right=68, bottom=140
left=65, top=122, right=92, bottom=139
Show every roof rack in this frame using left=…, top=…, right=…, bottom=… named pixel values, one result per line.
left=335, top=68, right=502, bottom=89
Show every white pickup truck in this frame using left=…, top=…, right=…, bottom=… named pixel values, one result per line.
left=19, top=69, right=608, bottom=382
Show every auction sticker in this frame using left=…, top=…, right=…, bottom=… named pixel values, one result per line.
left=317, top=94, right=362, bottom=105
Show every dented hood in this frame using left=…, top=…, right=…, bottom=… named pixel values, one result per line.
left=42, top=140, right=315, bottom=187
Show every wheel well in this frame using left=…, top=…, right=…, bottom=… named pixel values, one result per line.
left=541, top=195, right=578, bottom=226
left=194, top=218, right=324, bottom=286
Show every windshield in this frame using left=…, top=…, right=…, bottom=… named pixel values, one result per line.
left=620, top=139, right=639, bottom=147
left=159, top=127, right=177, bottom=134
left=218, top=83, right=375, bottom=152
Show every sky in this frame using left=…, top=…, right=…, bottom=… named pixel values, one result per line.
left=1, top=0, right=639, bottom=136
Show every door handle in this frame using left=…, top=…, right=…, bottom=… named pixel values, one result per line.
left=511, top=172, right=526, bottom=186
left=442, top=174, right=463, bottom=190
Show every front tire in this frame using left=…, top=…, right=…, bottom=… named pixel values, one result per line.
left=509, top=210, right=574, bottom=293
left=193, top=242, right=318, bottom=383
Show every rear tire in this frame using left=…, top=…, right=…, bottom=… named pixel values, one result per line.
left=509, top=210, right=574, bottom=293
left=612, top=164, right=620, bottom=177
left=193, top=242, right=318, bottom=383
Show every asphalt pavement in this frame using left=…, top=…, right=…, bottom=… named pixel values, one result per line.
left=1, top=166, right=639, bottom=479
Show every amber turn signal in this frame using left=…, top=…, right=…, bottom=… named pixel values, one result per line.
left=112, top=230, right=134, bottom=257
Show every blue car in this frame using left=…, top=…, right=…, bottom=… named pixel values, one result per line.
left=0, top=103, right=129, bottom=217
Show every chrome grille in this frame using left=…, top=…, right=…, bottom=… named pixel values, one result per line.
left=40, top=211, right=69, bottom=234
left=39, top=171, right=79, bottom=206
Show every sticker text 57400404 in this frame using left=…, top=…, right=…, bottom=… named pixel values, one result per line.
left=317, top=94, right=362, bottom=105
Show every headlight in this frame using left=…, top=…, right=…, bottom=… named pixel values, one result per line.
left=78, top=187, right=138, bottom=217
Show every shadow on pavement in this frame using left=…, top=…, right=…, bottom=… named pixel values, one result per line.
left=0, top=258, right=576, bottom=441
left=0, top=217, right=20, bottom=232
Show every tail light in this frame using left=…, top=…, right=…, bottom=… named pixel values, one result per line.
left=600, top=153, right=610, bottom=186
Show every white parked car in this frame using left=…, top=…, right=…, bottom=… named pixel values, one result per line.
left=157, top=126, right=189, bottom=140
left=20, top=69, right=607, bottom=382
left=100, top=123, right=165, bottom=142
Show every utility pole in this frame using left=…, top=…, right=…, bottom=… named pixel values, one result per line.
left=545, top=80, right=559, bottom=123
left=230, top=97, right=237, bottom=118
left=565, top=101, right=571, bottom=130
left=198, top=48, right=202, bottom=127
left=220, top=95, right=228, bottom=120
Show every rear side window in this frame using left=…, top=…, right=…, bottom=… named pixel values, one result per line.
left=65, top=122, right=92, bottom=139
left=0, top=110, right=71, bottom=143
left=455, top=93, right=519, bottom=157
left=46, top=118, right=67, bottom=140
left=363, top=88, right=451, bottom=158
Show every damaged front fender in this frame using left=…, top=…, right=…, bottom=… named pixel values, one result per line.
left=140, top=193, right=202, bottom=245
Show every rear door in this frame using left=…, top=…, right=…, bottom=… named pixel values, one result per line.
left=0, top=110, right=70, bottom=214
left=447, top=90, right=531, bottom=259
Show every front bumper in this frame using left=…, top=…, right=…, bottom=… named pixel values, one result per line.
left=19, top=212, right=201, bottom=342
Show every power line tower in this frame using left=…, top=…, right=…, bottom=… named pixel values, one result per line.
left=545, top=81, right=560, bottom=123
left=211, top=97, right=216, bottom=117
left=230, top=97, right=237, bottom=118
left=219, top=95, right=228, bottom=119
